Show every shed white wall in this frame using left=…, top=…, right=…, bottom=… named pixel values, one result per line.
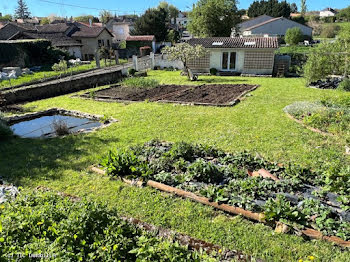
left=209, top=48, right=275, bottom=75
left=66, top=46, right=82, bottom=59
left=246, top=18, right=313, bottom=36
left=320, top=11, right=336, bottom=17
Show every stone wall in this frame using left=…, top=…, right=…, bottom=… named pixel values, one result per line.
left=2, top=66, right=125, bottom=105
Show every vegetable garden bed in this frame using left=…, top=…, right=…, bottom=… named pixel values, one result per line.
left=80, top=84, right=259, bottom=107
left=94, top=141, right=350, bottom=247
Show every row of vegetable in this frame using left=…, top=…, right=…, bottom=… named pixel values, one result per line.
left=0, top=190, right=223, bottom=261
left=101, top=140, right=350, bottom=242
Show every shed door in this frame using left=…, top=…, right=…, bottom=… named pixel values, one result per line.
left=222, top=52, right=236, bottom=71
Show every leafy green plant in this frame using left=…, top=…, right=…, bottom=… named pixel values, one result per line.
left=100, top=149, right=153, bottom=179
left=52, top=60, right=68, bottom=72
left=264, top=195, right=304, bottom=223
left=0, top=191, right=216, bottom=261
left=210, top=68, right=217, bottom=75
left=187, top=159, right=224, bottom=184
left=122, top=77, right=159, bottom=89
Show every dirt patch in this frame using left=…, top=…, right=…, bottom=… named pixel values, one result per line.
left=85, top=84, right=258, bottom=106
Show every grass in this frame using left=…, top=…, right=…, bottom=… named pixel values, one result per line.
left=1, top=71, right=350, bottom=261
left=277, top=45, right=313, bottom=54
left=0, top=59, right=128, bottom=89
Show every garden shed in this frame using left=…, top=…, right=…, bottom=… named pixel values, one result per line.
left=187, top=37, right=279, bottom=75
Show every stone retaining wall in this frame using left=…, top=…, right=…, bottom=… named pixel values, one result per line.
left=2, top=66, right=127, bottom=105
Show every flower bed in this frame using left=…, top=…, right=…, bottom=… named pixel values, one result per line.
left=100, top=141, right=350, bottom=245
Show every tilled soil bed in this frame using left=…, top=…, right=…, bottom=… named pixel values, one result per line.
left=85, top=84, right=258, bottom=106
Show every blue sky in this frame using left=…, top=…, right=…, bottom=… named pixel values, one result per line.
left=1, top=0, right=349, bottom=17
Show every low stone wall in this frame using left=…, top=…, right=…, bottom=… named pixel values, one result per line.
left=2, top=66, right=127, bottom=105
left=154, top=54, right=184, bottom=70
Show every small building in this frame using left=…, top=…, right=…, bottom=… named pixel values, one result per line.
left=126, top=35, right=156, bottom=55
left=106, top=20, right=134, bottom=44
left=237, top=15, right=312, bottom=37
left=71, top=23, right=114, bottom=60
left=320, top=8, right=338, bottom=17
left=187, top=37, right=279, bottom=75
left=175, top=12, right=190, bottom=28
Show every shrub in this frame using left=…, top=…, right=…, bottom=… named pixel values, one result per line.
left=285, top=27, right=304, bottom=45
left=122, top=77, right=159, bottom=89
left=0, top=112, right=13, bottom=139
left=320, top=24, right=340, bottom=38
left=128, top=68, right=137, bottom=76
left=52, top=60, right=68, bottom=72
left=337, top=78, right=350, bottom=91
left=52, top=119, right=70, bottom=136
left=210, top=68, right=217, bottom=75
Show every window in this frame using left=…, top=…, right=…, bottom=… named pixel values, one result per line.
left=107, top=40, right=110, bottom=47
left=98, top=39, right=102, bottom=47
left=222, top=52, right=236, bottom=70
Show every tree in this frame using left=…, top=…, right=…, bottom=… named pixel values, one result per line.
left=131, top=8, right=169, bottom=41
left=0, top=14, right=12, bottom=22
left=99, top=10, right=113, bottom=24
left=247, top=0, right=291, bottom=18
left=167, top=29, right=180, bottom=44
left=162, top=43, right=208, bottom=78
left=74, top=15, right=99, bottom=23
left=188, top=0, right=241, bottom=37
left=158, top=1, right=179, bottom=22
left=285, top=27, right=303, bottom=45
left=303, top=25, right=350, bottom=84
left=290, top=3, right=298, bottom=13
left=40, top=17, right=50, bottom=25
left=14, top=0, right=31, bottom=19
left=301, top=0, right=307, bottom=16
left=337, top=6, right=350, bottom=22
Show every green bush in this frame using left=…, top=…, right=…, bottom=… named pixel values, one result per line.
left=0, top=112, right=13, bottom=139
left=121, top=77, right=159, bottom=89
left=320, top=24, right=340, bottom=38
left=128, top=68, right=137, bottom=76
left=0, top=191, right=216, bottom=261
left=285, top=27, right=304, bottom=45
left=52, top=60, right=68, bottom=72
left=337, top=78, right=350, bottom=91
left=210, top=68, right=217, bottom=75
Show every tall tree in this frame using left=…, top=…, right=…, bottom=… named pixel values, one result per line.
left=301, top=0, right=307, bottom=16
left=188, top=0, right=241, bottom=37
left=99, top=10, right=113, bottom=24
left=290, top=3, right=298, bottom=13
left=14, top=0, right=31, bottom=19
left=131, top=8, right=169, bottom=41
left=158, top=1, right=179, bottom=22
left=247, top=0, right=291, bottom=18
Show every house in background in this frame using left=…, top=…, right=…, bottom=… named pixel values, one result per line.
left=105, top=17, right=135, bottom=45
left=236, top=15, right=312, bottom=38
left=187, top=37, right=279, bottom=75
left=175, top=12, right=190, bottom=29
left=320, top=8, right=338, bottom=17
left=0, top=22, right=113, bottom=60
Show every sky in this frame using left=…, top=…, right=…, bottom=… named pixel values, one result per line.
left=0, top=0, right=349, bottom=18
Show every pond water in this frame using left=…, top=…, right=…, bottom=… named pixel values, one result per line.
left=10, top=114, right=102, bottom=138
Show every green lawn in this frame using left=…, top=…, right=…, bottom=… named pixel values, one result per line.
left=277, top=45, right=313, bottom=54
left=1, top=71, right=349, bottom=261
left=0, top=59, right=128, bottom=89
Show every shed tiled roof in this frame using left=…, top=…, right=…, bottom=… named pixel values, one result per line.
left=126, top=35, right=155, bottom=41
left=0, top=22, right=36, bottom=40
left=187, top=37, right=279, bottom=49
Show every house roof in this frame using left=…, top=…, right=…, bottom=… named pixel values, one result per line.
left=71, top=22, right=113, bottom=38
left=187, top=37, right=279, bottom=49
left=37, top=23, right=72, bottom=33
left=0, top=22, right=36, bottom=40
left=243, top=16, right=312, bottom=31
left=321, top=7, right=337, bottom=13
left=22, top=32, right=82, bottom=47
left=237, top=15, right=274, bottom=30
left=77, top=21, right=103, bottom=27
left=126, top=35, right=155, bottom=41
